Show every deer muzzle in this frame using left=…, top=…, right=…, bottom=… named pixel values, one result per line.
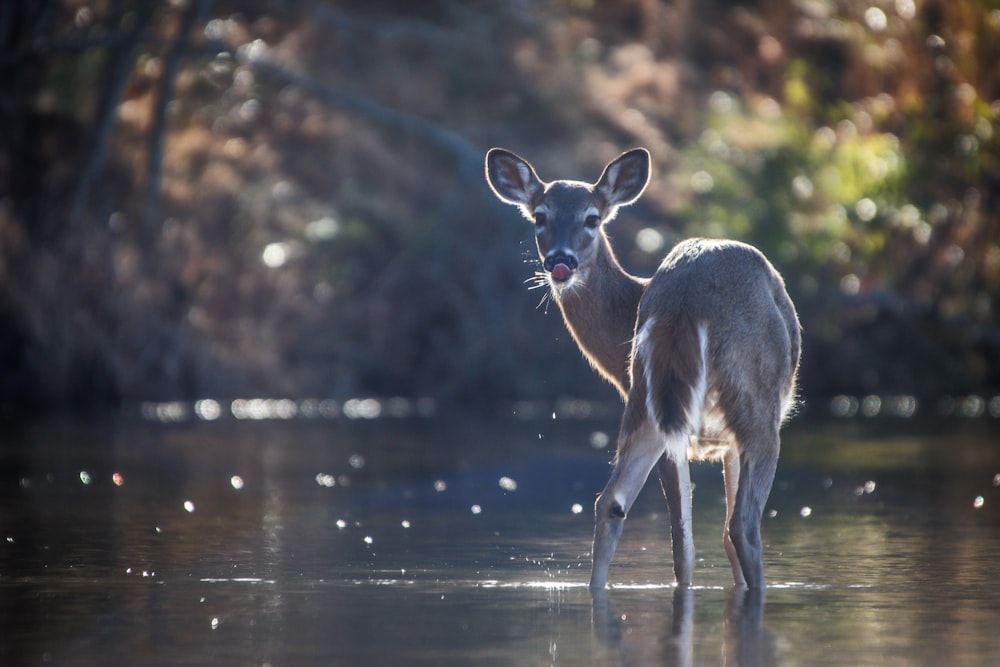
left=544, top=253, right=578, bottom=283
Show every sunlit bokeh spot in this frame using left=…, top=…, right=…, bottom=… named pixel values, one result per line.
left=305, top=215, right=340, bottom=241
left=183, top=500, right=196, bottom=513
left=864, top=7, right=888, bottom=32
left=635, top=227, right=665, bottom=253
left=855, top=197, right=877, bottom=221
left=498, top=476, right=518, bottom=492
left=840, top=273, right=860, bottom=295
left=861, top=395, right=882, bottom=417
left=261, top=242, right=289, bottom=268
left=195, top=399, right=221, bottom=421
left=689, top=170, right=714, bottom=194
left=589, top=431, right=610, bottom=449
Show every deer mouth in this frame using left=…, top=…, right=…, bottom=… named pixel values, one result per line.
left=544, top=254, right=578, bottom=283
left=550, top=263, right=573, bottom=282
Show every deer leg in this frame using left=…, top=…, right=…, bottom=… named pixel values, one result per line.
left=728, top=431, right=779, bottom=589
left=656, top=448, right=695, bottom=587
left=722, top=447, right=748, bottom=587
left=590, top=419, right=664, bottom=590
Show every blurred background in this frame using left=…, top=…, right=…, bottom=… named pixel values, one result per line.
left=1, top=0, right=998, bottom=415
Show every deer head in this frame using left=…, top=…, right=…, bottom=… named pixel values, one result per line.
left=486, top=148, right=650, bottom=288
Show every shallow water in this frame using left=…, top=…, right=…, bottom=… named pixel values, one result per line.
left=2, top=410, right=999, bottom=665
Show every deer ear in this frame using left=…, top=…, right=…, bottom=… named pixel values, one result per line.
left=485, top=148, right=544, bottom=207
left=595, top=148, right=650, bottom=208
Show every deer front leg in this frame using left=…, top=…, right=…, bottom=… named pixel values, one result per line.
left=590, top=419, right=665, bottom=590
left=657, top=449, right=695, bottom=587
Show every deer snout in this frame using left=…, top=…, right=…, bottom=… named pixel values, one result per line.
left=543, top=252, right=578, bottom=283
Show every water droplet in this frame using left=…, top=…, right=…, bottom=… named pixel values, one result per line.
left=183, top=500, right=196, bottom=513
left=800, top=506, right=812, bottom=517
left=79, top=471, right=92, bottom=485
left=230, top=475, right=244, bottom=490
left=210, top=617, right=219, bottom=630
left=433, top=480, right=447, bottom=492
left=470, top=505, right=482, bottom=515
left=571, top=503, right=584, bottom=515
left=335, top=519, right=347, bottom=529
left=864, top=480, right=877, bottom=494
left=363, top=536, right=374, bottom=545
left=349, top=454, right=366, bottom=470
left=973, top=496, right=984, bottom=509
left=401, top=520, right=411, bottom=529
left=315, top=473, right=336, bottom=487
left=993, top=473, right=1000, bottom=487
left=767, top=509, right=778, bottom=518
left=112, top=472, right=124, bottom=486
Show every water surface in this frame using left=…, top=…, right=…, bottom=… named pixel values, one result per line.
left=1, top=409, right=998, bottom=665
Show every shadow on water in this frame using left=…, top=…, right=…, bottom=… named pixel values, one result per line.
left=1, top=406, right=999, bottom=665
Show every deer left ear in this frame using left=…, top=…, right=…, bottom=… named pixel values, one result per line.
left=595, top=148, right=650, bottom=208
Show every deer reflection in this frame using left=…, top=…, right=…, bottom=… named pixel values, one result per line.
left=591, top=587, right=773, bottom=667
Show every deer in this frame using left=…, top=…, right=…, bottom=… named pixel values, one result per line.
left=485, top=147, right=801, bottom=590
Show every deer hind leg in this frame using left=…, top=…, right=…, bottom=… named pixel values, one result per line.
left=728, top=424, right=779, bottom=589
left=590, top=417, right=666, bottom=590
left=722, top=447, right=748, bottom=587
left=656, top=448, right=695, bottom=587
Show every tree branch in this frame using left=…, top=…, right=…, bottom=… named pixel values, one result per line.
left=144, top=0, right=212, bottom=235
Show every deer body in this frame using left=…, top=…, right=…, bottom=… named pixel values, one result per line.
left=486, top=148, right=801, bottom=590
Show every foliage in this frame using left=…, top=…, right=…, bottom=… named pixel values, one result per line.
left=0, top=0, right=997, bottom=410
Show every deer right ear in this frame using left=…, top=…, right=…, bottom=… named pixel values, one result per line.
left=485, top=148, right=544, bottom=209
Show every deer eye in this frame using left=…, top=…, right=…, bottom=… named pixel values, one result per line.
left=584, top=214, right=601, bottom=229
left=533, top=211, right=547, bottom=227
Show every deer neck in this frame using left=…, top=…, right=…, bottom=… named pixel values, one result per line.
left=552, top=236, right=645, bottom=398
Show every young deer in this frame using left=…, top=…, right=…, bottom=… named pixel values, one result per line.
left=485, top=147, right=800, bottom=590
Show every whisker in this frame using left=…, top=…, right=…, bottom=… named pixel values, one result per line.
left=525, top=276, right=549, bottom=290
left=536, top=291, right=552, bottom=312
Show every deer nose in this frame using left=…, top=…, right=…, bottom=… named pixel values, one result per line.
left=544, top=253, right=578, bottom=282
